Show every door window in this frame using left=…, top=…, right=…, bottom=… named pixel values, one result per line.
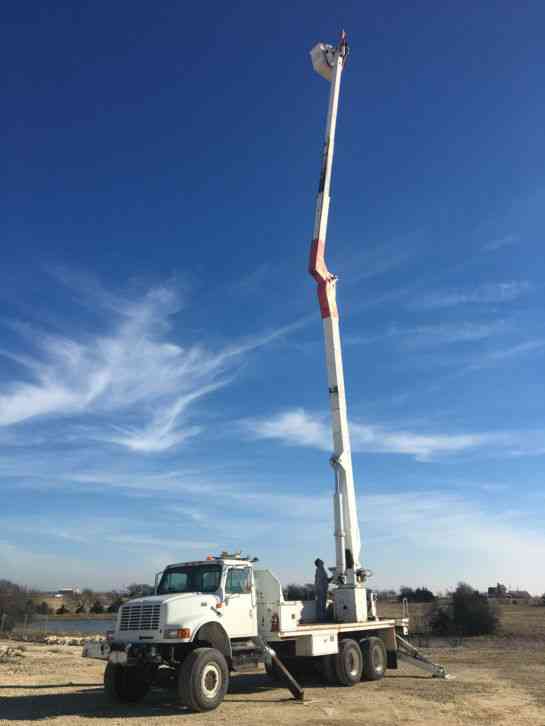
left=225, top=568, right=251, bottom=594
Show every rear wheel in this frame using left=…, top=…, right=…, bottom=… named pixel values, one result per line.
left=334, top=638, right=363, bottom=686
left=104, top=663, right=150, bottom=703
left=178, top=647, right=229, bottom=712
left=360, top=636, right=386, bottom=681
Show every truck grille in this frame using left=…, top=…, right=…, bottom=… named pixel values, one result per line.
left=119, top=603, right=161, bottom=631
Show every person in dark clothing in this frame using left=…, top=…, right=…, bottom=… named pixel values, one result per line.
left=314, top=558, right=330, bottom=621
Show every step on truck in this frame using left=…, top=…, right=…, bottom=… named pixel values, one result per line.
left=83, top=31, right=449, bottom=711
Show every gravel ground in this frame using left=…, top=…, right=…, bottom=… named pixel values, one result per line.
left=1, top=638, right=544, bottom=725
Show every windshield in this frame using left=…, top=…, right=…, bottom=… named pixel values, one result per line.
left=157, top=564, right=222, bottom=595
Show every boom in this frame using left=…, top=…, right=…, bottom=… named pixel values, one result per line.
left=308, top=32, right=362, bottom=585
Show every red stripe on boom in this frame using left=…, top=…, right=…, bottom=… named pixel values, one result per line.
left=309, top=238, right=338, bottom=319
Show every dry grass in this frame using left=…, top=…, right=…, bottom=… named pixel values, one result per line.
left=496, top=602, right=545, bottom=639
left=378, top=599, right=545, bottom=639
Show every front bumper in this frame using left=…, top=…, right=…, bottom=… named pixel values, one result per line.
left=82, top=640, right=163, bottom=666
left=82, top=640, right=111, bottom=661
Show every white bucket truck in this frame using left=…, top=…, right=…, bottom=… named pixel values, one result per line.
left=83, top=32, right=448, bottom=711
left=84, top=552, right=420, bottom=711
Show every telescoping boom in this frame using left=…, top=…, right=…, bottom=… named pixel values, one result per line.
left=308, top=32, right=362, bottom=587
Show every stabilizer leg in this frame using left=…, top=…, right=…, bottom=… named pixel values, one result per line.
left=256, top=636, right=305, bottom=701
left=396, top=635, right=452, bottom=679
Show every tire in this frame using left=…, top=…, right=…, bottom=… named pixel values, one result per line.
left=334, top=638, right=363, bottom=686
left=104, top=663, right=150, bottom=703
left=360, top=636, right=386, bottom=681
left=178, top=647, right=229, bottom=712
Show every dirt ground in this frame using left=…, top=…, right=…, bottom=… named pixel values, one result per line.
left=1, top=637, right=545, bottom=726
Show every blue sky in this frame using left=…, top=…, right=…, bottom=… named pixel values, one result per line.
left=2, top=2, right=545, bottom=594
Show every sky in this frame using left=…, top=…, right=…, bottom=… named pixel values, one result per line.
left=2, top=1, right=545, bottom=595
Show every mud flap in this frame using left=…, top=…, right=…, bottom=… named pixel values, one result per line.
left=387, top=650, right=398, bottom=669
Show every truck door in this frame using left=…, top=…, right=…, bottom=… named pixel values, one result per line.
left=221, top=567, right=257, bottom=638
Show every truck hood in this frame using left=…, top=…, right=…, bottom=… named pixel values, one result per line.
left=125, top=592, right=219, bottom=607
left=117, top=592, right=222, bottom=638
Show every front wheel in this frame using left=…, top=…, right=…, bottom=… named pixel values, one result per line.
left=178, top=647, right=229, bottom=712
left=104, top=663, right=150, bottom=703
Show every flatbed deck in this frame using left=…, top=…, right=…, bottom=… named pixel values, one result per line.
left=272, top=617, right=409, bottom=640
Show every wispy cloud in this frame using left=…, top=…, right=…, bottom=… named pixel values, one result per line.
left=105, top=385, right=220, bottom=453
left=0, top=281, right=303, bottom=452
left=346, top=248, right=410, bottom=283
left=245, top=408, right=490, bottom=461
left=402, top=321, right=505, bottom=346
left=228, top=263, right=272, bottom=295
left=249, top=409, right=330, bottom=449
left=245, top=408, right=545, bottom=462
left=4, top=483, right=545, bottom=593
left=67, top=469, right=223, bottom=493
left=408, top=281, right=531, bottom=310
left=361, top=490, right=545, bottom=592
left=466, top=338, right=545, bottom=371
left=482, top=234, right=518, bottom=252
left=106, top=534, right=214, bottom=551
left=346, top=321, right=504, bottom=348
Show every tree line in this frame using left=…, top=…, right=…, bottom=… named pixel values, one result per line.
left=3, top=577, right=544, bottom=638
left=0, top=580, right=154, bottom=629
left=283, top=583, right=437, bottom=603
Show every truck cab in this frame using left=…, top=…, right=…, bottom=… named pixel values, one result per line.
left=113, top=556, right=258, bottom=649
left=82, top=556, right=264, bottom=712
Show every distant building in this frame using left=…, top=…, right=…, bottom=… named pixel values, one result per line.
left=508, top=590, right=531, bottom=601
left=55, top=587, right=81, bottom=597
left=487, top=582, right=507, bottom=598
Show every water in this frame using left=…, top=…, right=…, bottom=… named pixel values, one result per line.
left=26, top=618, right=115, bottom=635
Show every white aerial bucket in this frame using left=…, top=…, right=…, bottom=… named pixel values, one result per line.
left=310, top=42, right=337, bottom=81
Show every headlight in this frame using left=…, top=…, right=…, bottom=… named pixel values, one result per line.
left=164, top=628, right=191, bottom=639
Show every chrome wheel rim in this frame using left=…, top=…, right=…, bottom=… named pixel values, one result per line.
left=372, top=645, right=384, bottom=672
left=201, top=663, right=221, bottom=699
left=348, top=649, right=360, bottom=677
